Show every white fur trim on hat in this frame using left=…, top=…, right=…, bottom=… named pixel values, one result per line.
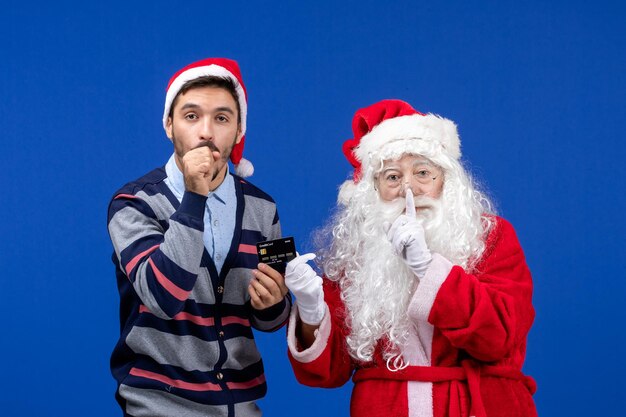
left=354, top=114, right=461, bottom=166
left=234, top=157, right=254, bottom=178
left=338, top=180, right=357, bottom=205
left=162, top=65, right=247, bottom=136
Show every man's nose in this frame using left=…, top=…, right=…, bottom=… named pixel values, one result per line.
left=199, top=119, right=214, bottom=141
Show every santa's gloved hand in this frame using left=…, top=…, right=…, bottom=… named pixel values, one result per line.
left=285, top=253, right=325, bottom=325
left=386, top=189, right=432, bottom=278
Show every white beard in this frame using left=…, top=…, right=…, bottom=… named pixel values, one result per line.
left=319, top=174, right=492, bottom=366
left=413, top=195, right=447, bottom=255
left=337, top=198, right=416, bottom=366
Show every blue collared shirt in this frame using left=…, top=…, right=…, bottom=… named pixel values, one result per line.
left=164, top=154, right=237, bottom=274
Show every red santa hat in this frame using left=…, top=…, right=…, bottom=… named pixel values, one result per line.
left=162, top=57, right=253, bottom=178
left=339, top=99, right=461, bottom=204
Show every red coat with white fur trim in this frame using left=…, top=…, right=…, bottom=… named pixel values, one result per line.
left=287, top=217, right=537, bottom=417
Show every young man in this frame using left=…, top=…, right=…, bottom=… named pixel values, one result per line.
left=107, top=58, right=290, bottom=417
left=285, top=100, right=537, bottom=417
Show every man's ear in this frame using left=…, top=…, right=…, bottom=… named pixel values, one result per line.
left=235, top=126, right=243, bottom=144
left=165, top=117, right=173, bottom=139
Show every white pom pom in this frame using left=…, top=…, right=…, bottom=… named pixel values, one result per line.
left=234, top=157, right=254, bottom=178
left=337, top=180, right=356, bottom=205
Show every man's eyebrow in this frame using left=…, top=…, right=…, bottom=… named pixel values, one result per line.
left=177, top=104, right=236, bottom=115
left=179, top=102, right=200, bottom=111
left=214, top=106, right=235, bottom=115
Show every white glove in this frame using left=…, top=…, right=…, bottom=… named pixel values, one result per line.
left=285, top=253, right=325, bottom=325
left=386, top=189, right=432, bottom=278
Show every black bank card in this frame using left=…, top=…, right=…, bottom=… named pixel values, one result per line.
left=256, top=237, right=296, bottom=274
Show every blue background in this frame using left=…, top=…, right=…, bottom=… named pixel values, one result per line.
left=1, top=1, right=624, bottom=415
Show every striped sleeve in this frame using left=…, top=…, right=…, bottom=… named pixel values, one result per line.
left=250, top=205, right=291, bottom=331
left=108, top=190, right=207, bottom=318
left=250, top=294, right=292, bottom=332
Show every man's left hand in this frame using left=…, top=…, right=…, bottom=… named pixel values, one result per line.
left=248, top=263, right=289, bottom=310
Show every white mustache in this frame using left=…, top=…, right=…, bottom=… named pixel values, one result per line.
left=378, top=195, right=441, bottom=232
left=379, top=198, right=405, bottom=218
left=411, top=195, right=438, bottom=210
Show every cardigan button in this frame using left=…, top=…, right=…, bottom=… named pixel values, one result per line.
left=216, top=372, right=224, bottom=380
left=217, top=286, right=224, bottom=294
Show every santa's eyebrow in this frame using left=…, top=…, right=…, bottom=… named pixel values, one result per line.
left=380, top=165, right=401, bottom=173
left=381, top=160, right=432, bottom=172
left=411, top=158, right=436, bottom=167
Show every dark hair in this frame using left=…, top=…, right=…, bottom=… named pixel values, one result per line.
left=169, top=76, right=241, bottom=126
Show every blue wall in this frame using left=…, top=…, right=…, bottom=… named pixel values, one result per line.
left=1, top=1, right=624, bottom=415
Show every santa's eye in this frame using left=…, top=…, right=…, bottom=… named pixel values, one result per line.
left=381, top=173, right=402, bottom=188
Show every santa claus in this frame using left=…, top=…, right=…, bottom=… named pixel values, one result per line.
left=284, top=99, right=537, bottom=417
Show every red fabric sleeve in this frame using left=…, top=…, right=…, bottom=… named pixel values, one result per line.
left=428, top=217, right=535, bottom=362
left=288, top=279, right=356, bottom=388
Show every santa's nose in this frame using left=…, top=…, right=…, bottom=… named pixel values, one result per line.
left=403, top=181, right=426, bottom=196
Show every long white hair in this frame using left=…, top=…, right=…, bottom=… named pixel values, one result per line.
left=315, top=152, right=496, bottom=366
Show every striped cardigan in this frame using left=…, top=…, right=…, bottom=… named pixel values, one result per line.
left=107, top=167, right=290, bottom=417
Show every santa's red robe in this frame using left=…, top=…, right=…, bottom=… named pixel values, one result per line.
left=288, top=217, right=537, bottom=417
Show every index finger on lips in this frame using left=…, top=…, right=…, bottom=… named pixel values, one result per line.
left=405, top=187, right=416, bottom=218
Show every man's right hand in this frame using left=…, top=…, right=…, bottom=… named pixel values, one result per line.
left=285, top=253, right=325, bottom=325
left=182, top=146, right=221, bottom=196
left=387, top=188, right=432, bottom=278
